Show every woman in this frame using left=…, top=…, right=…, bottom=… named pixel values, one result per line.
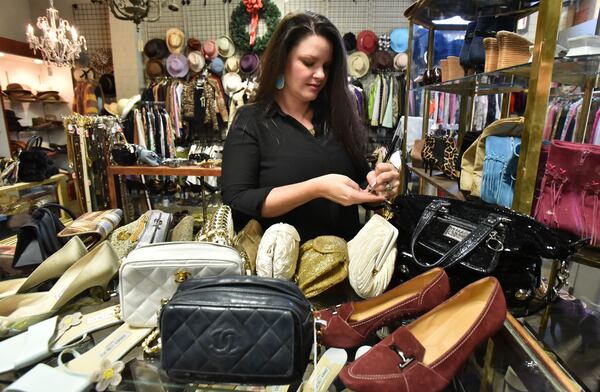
left=222, top=12, right=400, bottom=242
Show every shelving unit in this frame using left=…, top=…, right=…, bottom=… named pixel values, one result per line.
left=408, top=164, right=465, bottom=200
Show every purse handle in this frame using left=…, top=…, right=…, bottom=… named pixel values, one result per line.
left=410, top=200, right=508, bottom=270
left=113, top=131, right=129, bottom=146
left=38, top=202, right=77, bottom=221
left=26, top=136, right=43, bottom=151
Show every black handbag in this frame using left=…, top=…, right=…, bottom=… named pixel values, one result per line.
left=17, top=136, right=59, bottom=182
left=12, top=203, right=77, bottom=269
left=160, top=275, right=313, bottom=385
left=389, top=195, right=578, bottom=315
left=110, top=131, right=137, bottom=166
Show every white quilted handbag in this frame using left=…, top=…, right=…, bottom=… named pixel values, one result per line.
left=348, top=214, right=398, bottom=298
left=119, top=241, right=244, bottom=327
left=255, top=223, right=300, bottom=280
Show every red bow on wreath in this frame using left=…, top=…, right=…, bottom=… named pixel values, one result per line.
left=243, top=0, right=263, bottom=47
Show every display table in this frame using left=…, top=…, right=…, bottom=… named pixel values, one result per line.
left=0, top=173, right=69, bottom=219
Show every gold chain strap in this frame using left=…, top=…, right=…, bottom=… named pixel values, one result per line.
left=142, top=329, right=161, bottom=356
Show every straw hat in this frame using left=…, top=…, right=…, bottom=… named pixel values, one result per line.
left=166, top=28, right=185, bottom=54
left=446, top=56, right=464, bottom=80
left=188, top=51, right=205, bottom=73
left=217, top=35, right=236, bottom=58
left=36, top=90, right=61, bottom=101
left=483, top=37, right=499, bottom=73
left=222, top=72, right=243, bottom=96
left=496, top=31, right=532, bottom=69
left=166, top=53, right=189, bottom=77
left=104, top=94, right=141, bottom=119
left=202, top=39, right=218, bottom=60
left=348, top=51, right=370, bottom=78
left=145, top=59, right=166, bottom=78
left=357, top=30, right=378, bottom=55
left=225, top=55, right=240, bottom=73
left=393, top=52, right=408, bottom=71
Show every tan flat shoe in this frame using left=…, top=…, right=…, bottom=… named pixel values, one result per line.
left=0, top=237, right=88, bottom=300
left=0, top=241, right=120, bottom=337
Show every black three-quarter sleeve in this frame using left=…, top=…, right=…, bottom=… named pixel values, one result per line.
left=222, top=107, right=275, bottom=218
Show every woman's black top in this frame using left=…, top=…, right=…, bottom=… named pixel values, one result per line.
left=222, top=101, right=370, bottom=242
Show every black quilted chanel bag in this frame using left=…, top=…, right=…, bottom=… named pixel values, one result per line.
left=160, top=275, right=313, bottom=385
left=389, top=195, right=579, bottom=315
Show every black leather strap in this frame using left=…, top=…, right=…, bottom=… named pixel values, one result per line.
left=39, top=202, right=77, bottom=221
left=410, top=200, right=504, bottom=269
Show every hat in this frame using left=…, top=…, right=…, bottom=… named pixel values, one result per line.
left=225, top=55, right=240, bottom=73
left=217, top=35, right=236, bottom=58
left=209, top=57, right=225, bottom=75
left=104, top=94, right=141, bottom=119
left=4, top=83, right=36, bottom=101
left=166, top=53, right=189, bottom=77
left=222, top=72, right=243, bottom=96
left=72, top=67, right=95, bottom=82
left=4, top=110, right=26, bottom=131
left=202, top=39, right=218, bottom=60
left=343, top=32, right=357, bottom=52
left=240, top=53, right=259, bottom=74
left=371, top=50, right=394, bottom=71
left=378, top=34, right=391, bottom=51
left=166, top=28, right=185, bottom=54
left=36, top=90, right=61, bottom=101
left=90, top=49, right=113, bottom=75
left=144, top=38, right=169, bottom=59
left=187, top=38, right=202, bottom=51
left=357, top=30, right=378, bottom=55
left=393, top=52, right=408, bottom=70
left=347, top=51, right=370, bottom=78
left=188, top=51, right=205, bottom=73
left=145, top=59, right=166, bottom=78
left=99, top=74, right=116, bottom=97
left=390, top=28, right=409, bottom=53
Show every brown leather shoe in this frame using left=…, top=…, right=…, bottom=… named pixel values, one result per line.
left=315, top=268, right=450, bottom=348
left=339, top=276, right=507, bottom=392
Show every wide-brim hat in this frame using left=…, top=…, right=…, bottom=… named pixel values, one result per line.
left=188, top=51, right=206, bottom=73
left=99, top=74, right=116, bottom=97
left=4, top=83, right=36, bottom=100
left=357, top=30, right=378, bottom=55
left=225, top=55, right=240, bottom=73
left=393, top=52, right=408, bottom=70
left=166, top=28, right=185, bottom=54
left=166, top=53, right=189, bottom=78
left=104, top=102, right=120, bottom=117
left=104, top=94, right=141, bottom=119
left=209, top=57, right=225, bottom=75
left=144, top=38, right=169, bottom=59
left=202, top=39, right=218, bottom=60
left=145, top=59, right=166, bottom=78
left=240, top=53, right=259, bottom=74
left=390, top=28, right=409, bottom=54
left=371, top=50, right=394, bottom=71
left=217, top=35, right=236, bottom=58
left=348, top=51, right=370, bottom=78
left=222, top=72, right=243, bottom=96
left=36, top=90, right=61, bottom=101
left=187, top=38, right=202, bottom=52
left=343, top=32, right=357, bottom=52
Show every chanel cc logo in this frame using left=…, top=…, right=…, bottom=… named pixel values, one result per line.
left=208, top=328, right=241, bottom=356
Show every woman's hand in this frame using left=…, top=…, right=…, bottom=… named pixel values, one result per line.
left=314, top=174, right=385, bottom=206
left=365, top=163, right=400, bottom=199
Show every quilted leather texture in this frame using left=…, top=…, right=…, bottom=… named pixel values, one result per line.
left=119, top=242, right=243, bottom=327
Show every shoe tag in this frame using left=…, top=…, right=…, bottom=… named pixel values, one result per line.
left=266, top=386, right=289, bottom=392
left=98, top=332, right=131, bottom=358
left=86, top=308, right=117, bottom=325
left=312, top=367, right=331, bottom=391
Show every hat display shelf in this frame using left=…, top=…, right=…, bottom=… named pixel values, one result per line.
left=401, top=1, right=600, bottom=389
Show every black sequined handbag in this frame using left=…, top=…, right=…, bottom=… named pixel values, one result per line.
left=110, top=131, right=137, bottom=165
left=389, top=195, right=579, bottom=315
left=160, top=275, right=313, bottom=385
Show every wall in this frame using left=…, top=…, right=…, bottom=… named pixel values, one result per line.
left=0, top=0, right=31, bottom=42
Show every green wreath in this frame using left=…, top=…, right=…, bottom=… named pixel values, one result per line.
left=230, top=0, right=281, bottom=53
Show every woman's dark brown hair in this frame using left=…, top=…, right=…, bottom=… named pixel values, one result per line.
left=255, top=11, right=366, bottom=163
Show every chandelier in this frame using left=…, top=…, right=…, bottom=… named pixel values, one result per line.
left=26, top=0, right=87, bottom=67
left=91, top=0, right=162, bottom=28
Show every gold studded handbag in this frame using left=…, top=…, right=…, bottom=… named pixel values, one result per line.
left=295, top=236, right=349, bottom=298
left=195, top=205, right=234, bottom=246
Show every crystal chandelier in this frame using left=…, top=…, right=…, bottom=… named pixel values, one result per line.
left=26, top=0, right=87, bottom=67
left=91, top=0, right=162, bottom=28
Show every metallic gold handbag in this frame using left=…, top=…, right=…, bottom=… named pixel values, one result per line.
left=295, top=236, right=349, bottom=298
left=195, top=205, right=234, bottom=246
left=233, top=219, right=263, bottom=275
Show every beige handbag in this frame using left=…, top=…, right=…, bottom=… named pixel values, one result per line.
left=108, top=211, right=151, bottom=259
left=460, top=117, right=524, bottom=197
left=348, top=214, right=398, bottom=298
left=256, top=223, right=300, bottom=280
left=233, top=219, right=263, bottom=275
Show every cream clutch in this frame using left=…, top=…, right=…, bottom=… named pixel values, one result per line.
left=256, top=223, right=300, bottom=280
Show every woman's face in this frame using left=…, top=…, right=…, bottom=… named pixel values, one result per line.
left=283, top=34, right=332, bottom=103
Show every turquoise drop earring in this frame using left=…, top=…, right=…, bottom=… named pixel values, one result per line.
left=276, top=74, right=285, bottom=89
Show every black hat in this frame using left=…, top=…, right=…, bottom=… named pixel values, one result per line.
left=144, top=38, right=169, bottom=59
left=343, top=32, right=357, bottom=52
left=99, top=74, right=116, bottom=97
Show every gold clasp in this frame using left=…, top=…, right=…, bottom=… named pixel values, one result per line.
left=174, top=270, right=191, bottom=284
